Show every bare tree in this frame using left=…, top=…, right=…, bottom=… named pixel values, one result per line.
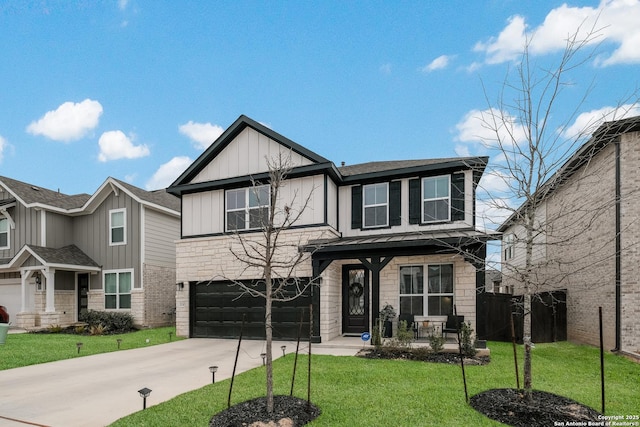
left=226, top=151, right=317, bottom=414
left=473, top=23, right=639, bottom=399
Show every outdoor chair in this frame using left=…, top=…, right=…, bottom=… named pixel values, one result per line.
left=442, top=315, right=465, bottom=342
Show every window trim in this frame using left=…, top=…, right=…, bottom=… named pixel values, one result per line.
left=503, top=233, right=514, bottom=261
left=421, top=175, right=451, bottom=223
left=362, top=182, right=389, bottom=228
left=399, top=263, right=454, bottom=316
left=109, top=208, right=127, bottom=246
left=225, top=185, right=271, bottom=232
left=0, top=217, right=9, bottom=250
left=103, top=269, right=134, bottom=310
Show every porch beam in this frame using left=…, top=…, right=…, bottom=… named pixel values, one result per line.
left=358, top=256, right=394, bottom=325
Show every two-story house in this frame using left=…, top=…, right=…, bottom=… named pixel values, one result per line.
left=0, top=176, right=180, bottom=329
left=499, top=116, right=640, bottom=357
left=168, top=115, right=494, bottom=342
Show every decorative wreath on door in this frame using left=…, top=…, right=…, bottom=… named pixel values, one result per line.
left=349, top=282, right=364, bottom=297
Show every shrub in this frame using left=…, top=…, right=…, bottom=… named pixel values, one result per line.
left=74, top=325, right=86, bottom=334
left=428, top=333, right=445, bottom=353
left=460, top=321, right=477, bottom=357
left=48, top=324, right=63, bottom=333
left=387, top=320, right=413, bottom=348
left=79, top=310, right=135, bottom=334
left=89, top=324, right=107, bottom=336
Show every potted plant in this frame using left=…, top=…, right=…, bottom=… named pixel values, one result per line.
left=379, top=304, right=396, bottom=338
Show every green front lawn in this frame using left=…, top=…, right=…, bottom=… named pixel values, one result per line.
left=110, top=341, right=640, bottom=427
left=0, top=327, right=181, bottom=370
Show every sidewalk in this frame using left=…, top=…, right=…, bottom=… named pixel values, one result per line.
left=0, top=337, right=360, bottom=427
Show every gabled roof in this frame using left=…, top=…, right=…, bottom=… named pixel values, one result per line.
left=498, top=115, right=640, bottom=232
left=0, top=176, right=180, bottom=217
left=2, top=244, right=100, bottom=271
left=171, top=115, right=333, bottom=188
left=167, top=115, right=489, bottom=195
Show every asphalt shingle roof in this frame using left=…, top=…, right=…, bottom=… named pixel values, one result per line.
left=0, top=176, right=90, bottom=209
left=27, top=244, right=100, bottom=267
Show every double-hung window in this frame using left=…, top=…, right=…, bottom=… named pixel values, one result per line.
left=104, top=270, right=132, bottom=309
left=226, top=185, right=270, bottom=231
left=422, top=175, right=450, bottom=222
left=109, top=209, right=126, bottom=245
left=399, top=264, right=454, bottom=316
left=0, top=218, right=8, bottom=249
left=363, top=183, right=388, bottom=228
left=503, top=234, right=514, bottom=260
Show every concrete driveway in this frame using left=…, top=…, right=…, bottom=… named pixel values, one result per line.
left=0, top=337, right=360, bottom=427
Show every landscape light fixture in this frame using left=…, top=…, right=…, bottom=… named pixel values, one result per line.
left=261, top=353, right=266, bottom=366
left=138, top=387, right=152, bottom=410
left=281, top=345, right=286, bottom=357
left=209, top=365, right=218, bottom=383
left=117, top=338, right=122, bottom=349
left=76, top=342, right=83, bottom=354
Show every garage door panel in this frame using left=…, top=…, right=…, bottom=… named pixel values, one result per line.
left=191, top=280, right=311, bottom=339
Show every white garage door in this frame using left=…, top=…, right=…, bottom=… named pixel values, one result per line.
left=0, top=280, right=21, bottom=323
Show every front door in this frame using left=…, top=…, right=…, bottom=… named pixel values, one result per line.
left=342, top=265, right=369, bottom=335
left=77, top=273, right=89, bottom=319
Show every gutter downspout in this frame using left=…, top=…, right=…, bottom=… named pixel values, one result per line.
left=613, top=138, right=621, bottom=352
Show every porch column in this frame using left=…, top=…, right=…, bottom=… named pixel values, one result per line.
left=45, top=268, right=56, bottom=313
left=311, top=259, right=329, bottom=343
left=359, top=256, right=393, bottom=326
left=20, top=270, right=29, bottom=312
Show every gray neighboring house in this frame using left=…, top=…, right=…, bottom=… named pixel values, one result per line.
left=168, top=115, right=496, bottom=342
left=498, top=116, right=640, bottom=357
left=0, top=176, right=180, bottom=329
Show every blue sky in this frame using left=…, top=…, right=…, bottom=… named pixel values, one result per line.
left=1, top=0, right=639, bottom=207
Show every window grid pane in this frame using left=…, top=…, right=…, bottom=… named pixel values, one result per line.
left=422, top=176, right=450, bottom=223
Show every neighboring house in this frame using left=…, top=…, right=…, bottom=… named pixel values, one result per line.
left=498, top=116, right=640, bottom=356
left=168, top=115, right=496, bottom=342
left=484, top=269, right=508, bottom=294
left=0, top=176, right=181, bottom=329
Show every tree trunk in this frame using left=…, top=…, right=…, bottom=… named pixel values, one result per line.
left=266, top=271, right=274, bottom=414
left=522, top=292, right=532, bottom=400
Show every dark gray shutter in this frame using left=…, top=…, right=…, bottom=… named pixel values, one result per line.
left=451, top=173, right=465, bottom=221
left=389, top=181, right=401, bottom=226
left=409, top=178, right=421, bottom=224
left=351, top=185, right=362, bottom=229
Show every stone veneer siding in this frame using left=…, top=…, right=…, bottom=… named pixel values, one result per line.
left=175, top=226, right=479, bottom=340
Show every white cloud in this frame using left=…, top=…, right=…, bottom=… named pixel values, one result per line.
left=26, top=99, right=103, bottom=142
left=421, top=54, right=453, bottom=72
left=475, top=1, right=640, bottom=66
left=179, top=121, right=224, bottom=150
left=561, top=103, right=640, bottom=139
left=0, top=135, right=6, bottom=162
left=98, top=130, right=150, bottom=162
left=118, top=0, right=129, bottom=11
left=379, top=63, right=392, bottom=75
left=145, top=156, right=193, bottom=190
left=454, top=109, right=527, bottom=148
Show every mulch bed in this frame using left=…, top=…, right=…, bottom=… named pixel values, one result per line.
left=357, top=347, right=490, bottom=365
left=209, top=395, right=320, bottom=427
left=470, top=388, right=602, bottom=426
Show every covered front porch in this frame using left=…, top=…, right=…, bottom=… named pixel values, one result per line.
left=306, top=230, right=492, bottom=343
left=6, top=244, right=100, bottom=329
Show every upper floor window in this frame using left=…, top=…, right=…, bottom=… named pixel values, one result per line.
left=363, top=183, right=388, bottom=228
left=226, top=185, right=270, bottom=232
left=104, top=270, right=132, bottom=309
left=0, top=217, right=8, bottom=249
left=109, top=209, right=126, bottom=246
left=422, top=175, right=450, bottom=223
left=503, top=233, right=514, bottom=260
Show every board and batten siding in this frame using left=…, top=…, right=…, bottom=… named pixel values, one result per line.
left=72, top=191, right=141, bottom=288
left=45, top=212, right=74, bottom=248
left=143, top=207, right=180, bottom=268
left=182, top=174, right=327, bottom=237
left=191, top=127, right=314, bottom=183
left=0, top=197, right=41, bottom=259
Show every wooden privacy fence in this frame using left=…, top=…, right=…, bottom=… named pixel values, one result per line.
left=477, top=290, right=567, bottom=343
